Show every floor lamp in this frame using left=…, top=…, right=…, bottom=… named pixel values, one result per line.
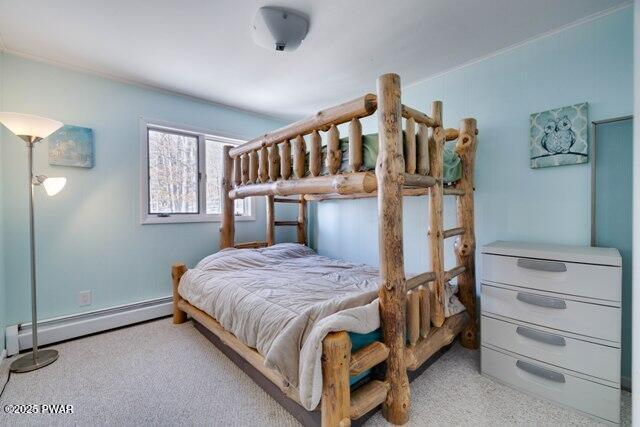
left=0, top=112, right=66, bottom=373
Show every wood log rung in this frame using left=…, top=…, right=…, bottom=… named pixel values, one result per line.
left=442, top=227, right=465, bottom=238
left=229, top=94, right=377, bottom=158
left=349, top=341, right=389, bottom=376
left=274, top=221, right=299, bottom=226
left=230, top=172, right=377, bottom=199
left=274, top=198, right=303, bottom=204
left=306, top=186, right=463, bottom=201
left=401, top=105, right=437, bottom=128
left=444, top=128, right=459, bottom=141
left=234, top=241, right=268, bottom=249
left=349, top=380, right=390, bottom=420
left=406, top=271, right=436, bottom=291
left=443, top=187, right=465, bottom=196
left=403, top=173, right=437, bottom=188
left=445, top=265, right=466, bottom=281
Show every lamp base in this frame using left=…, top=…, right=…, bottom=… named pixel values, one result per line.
left=10, top=349, right=59, bottom=373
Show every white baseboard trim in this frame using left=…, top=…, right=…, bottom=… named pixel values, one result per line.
left=5, top=296, right=172, bottom=356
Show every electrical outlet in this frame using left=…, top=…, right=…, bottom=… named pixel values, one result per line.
left=79, top=290, right=92, bottom=307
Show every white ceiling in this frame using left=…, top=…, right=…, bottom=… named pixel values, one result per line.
left=0, top=0, right=629, bottom=120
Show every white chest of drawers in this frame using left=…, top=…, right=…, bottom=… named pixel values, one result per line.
left=480, top=241, right=622, bottom=424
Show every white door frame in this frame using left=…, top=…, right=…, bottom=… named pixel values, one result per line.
left=590, top=115, right=633, bottom=246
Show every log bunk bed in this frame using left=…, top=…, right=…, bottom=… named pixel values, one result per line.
left=171, top=73, right=479, bottom=426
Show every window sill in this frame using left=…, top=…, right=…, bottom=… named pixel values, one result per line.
left=141, top=214, right=255, bottom=225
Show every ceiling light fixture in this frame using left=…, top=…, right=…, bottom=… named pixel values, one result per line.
left=252, top=6, right=308, bottom=52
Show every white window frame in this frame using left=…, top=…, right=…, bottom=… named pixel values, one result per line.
left=139, top=118, right=254, bottom=224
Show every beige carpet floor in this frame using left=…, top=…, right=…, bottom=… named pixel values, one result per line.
left=0, top=318, right=631, bottom=426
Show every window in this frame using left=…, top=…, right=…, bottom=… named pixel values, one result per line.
left=148, top=129, right=199, bottom=215
left=204, top=137, right=247, bottom=216
left=140, top=119, right=252, bottom=224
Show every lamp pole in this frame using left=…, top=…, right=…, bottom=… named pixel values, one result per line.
left=0, top=112, right=64, bottom=373
left=26, top=138, right=39, bottom=363
left=9, top=136, right=59, bottom=373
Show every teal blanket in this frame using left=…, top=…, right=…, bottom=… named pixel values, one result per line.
left=348, top=329, right=383, bottom=386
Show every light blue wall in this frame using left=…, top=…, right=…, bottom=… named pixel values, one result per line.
left=0, top=54, right=289, bottom=325
left=311, top=6, right=633, bottom=372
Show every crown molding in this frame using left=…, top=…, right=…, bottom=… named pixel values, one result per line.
left=406, top=2, right=632, bottom=90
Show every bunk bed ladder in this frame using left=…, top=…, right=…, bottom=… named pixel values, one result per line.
left=266, top=195, right=307, bottom=246
left=452, top=118, right=478, bottom=349
left=424, top=114, right=479, bottom=349
left=403, top=113, right=479, bottom=376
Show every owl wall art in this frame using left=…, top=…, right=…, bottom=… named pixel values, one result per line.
left=530, top=103, right=588, bottom=168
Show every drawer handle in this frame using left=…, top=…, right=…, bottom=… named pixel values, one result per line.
left=516, top=360, right=566, bottom=383
left=516, top=326, right=566, bottom=346
left=516, top=292, right=567, bottom=309
left=517, top=258, right=567, bottom=272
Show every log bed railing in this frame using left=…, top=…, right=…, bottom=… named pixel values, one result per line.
left=172, top=73, right=478, bottom=427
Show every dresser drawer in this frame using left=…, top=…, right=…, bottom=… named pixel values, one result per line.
left=481, top=284, right=621, bottom=342
left=481, top=346, right=620, bottom=423
left=481, top=315, right=620, bottom=383
left=483, top=254, right=621, bottom=302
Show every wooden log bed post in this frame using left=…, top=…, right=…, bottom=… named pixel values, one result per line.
left=376, top=73, right=410, bottom=425
left=321, top=331, right=351, bottom=427
left=220, top=145, right=235, bottom=249
left=454, top=118, right=479, bottom=349
left=428, top=101, right=446, bottom=328
left=172, top=263, right=187, bottom=324
left=266, top=195, right=275, bottom=246
left=298, top=195, right=307, bottom=245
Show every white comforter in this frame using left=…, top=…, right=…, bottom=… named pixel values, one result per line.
left=178, top=243, right=464, bottom=410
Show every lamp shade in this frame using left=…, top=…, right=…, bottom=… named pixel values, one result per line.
left=42, top=177, right=67, bottom=196
left=0, top=112, right=63, bottom=139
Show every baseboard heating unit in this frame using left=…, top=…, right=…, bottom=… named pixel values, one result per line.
left=5, top=296, right=172, bottom=356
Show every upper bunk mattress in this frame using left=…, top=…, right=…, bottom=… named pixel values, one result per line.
left=178, top=243, right=464, bottom=410
left=308, top=133, right=462, bottom=183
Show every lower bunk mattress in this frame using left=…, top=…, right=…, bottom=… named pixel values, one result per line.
left=178, top=243, right=465, bottom=410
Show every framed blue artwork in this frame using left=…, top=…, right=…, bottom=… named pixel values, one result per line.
left=530, top=103, right=588, bottom=169
left=47, top=125, right=94, bottom=168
